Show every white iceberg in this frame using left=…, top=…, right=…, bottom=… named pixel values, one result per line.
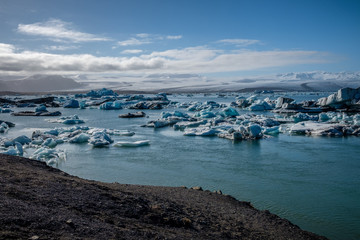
left=114, top=140, right=150, bottom=147
left=89, top=131, right=113, bottom=147
left=69, top=133, right=90, bottom=143
left=30, top=147, right=66, bottom=165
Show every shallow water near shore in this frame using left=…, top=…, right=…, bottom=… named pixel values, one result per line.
left=1, top=93, right=360, bottom=240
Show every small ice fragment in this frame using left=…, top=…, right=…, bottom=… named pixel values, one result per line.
left=114, top=140, right=150, bottom=147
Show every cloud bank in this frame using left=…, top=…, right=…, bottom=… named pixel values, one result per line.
left=218, top=39, right=261, bottom=47
left=0, top=43, right=329, bottom=76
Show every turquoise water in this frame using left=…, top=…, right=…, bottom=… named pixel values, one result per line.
left=1, top=93, right=359, bottom=240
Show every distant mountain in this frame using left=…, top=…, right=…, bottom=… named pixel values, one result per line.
left=0, top=75, right=83, bottom=92
left=276, top=71, right=360, bottom=82
left=272, top=71, right=360, bottom=91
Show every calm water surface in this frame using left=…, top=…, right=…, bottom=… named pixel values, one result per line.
left=1, top=93, right=359, bottom=240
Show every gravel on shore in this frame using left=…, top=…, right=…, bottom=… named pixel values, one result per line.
left=0, top=154, right=327, bottom=240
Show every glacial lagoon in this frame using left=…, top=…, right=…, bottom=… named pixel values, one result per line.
left=1, top=91, right=360, bottom=240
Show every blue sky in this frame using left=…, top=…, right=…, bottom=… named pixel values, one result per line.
left=0, top=0, right=359, bottom=81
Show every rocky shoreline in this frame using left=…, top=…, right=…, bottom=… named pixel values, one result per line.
left=0, top=154, right=327, bottom=239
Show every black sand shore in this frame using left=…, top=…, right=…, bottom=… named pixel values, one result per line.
left=0, top=154, right=327, bottom=240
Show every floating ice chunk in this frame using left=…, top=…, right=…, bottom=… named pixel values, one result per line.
left=49, top=115, right=85, bottom=125
left=1, top=146, right=18, bottom=156
left=42, top=138, right=57, bottom=148
left=218, top=131, right=243, bottom=141
left=292, top=113, right=319, bottom=123
left=30, top=147, right=66, bottom=165
left=112, top=100, right=123, bottom=109
left=99, top=101, right=123, bottom=110
left=317, top=87, right=360, bottom=108
left=12, top=135, right=31, bottom=145
left=161, top=111, right=189, bottom=119
left=62, top=115, right=85, bottom=125
left=173, top=120, right=207, bottom=131
left=44, top=129, right=60, bottom=136
left=114, top=140, right=150, bottom=147
left=14, top=142, right=23, bottom=156
left=246, top=95, right=259, bottom=102
left=69, top=133, right=90, bottom=143
left=262, top=126, right=280, bottom=135
left=183, top=127, right=219, bottom=136
left=79, top=100, right=87, bottom=109
left=194, top=110, right=216, bottom=119
left=99, top=102, right=113, bottom=110
left=35, top=105, right=47, bottom=113
left=86, top=88, right=118, bottom=97
left=63, top=99, right=79, bottom=108
left=289, top=121, right=343, bottom=136
left=31, top=138, right=44, bottom=145
left=220, top=107, right=239, bottom=117
left=0, top=122, right=9, bottom=133
left=275, top=97, right=294, bottom=108
left=89, top=131, right=113, bottom=147
left=318, top=113, right=331, bottom=122
left=144, top=118, right=182, bottom=128
left=106, top=129, right=135, bottom=136
left=247, top=124, right=262, bottom=138
left=248, top=100, right=273, bottom=111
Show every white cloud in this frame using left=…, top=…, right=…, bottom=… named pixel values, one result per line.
left=166, top=35, right=182, bottom=40
left=121, top=49, right=143, bottom=54
left=218, top=39, right=261, bottom=46
left=17, top=19, right=111, bottom=42
left=117, top=37, right=152, bottom=46
left=45, top=45, right=79, bottom=51
left=118, top=33, right=183, bottom=46
left=0, top=43, right=163, bottom=74
left=0, top=43, right=16, bottom=54
left=0, top=43, right=329, bottom=76
left=136, top=33, right=150, bottom=38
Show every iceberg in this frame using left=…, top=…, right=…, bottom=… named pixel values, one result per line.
left=0, top=122, right=9, bottom=133
left=220, top=107, right=239, bottom=117
left=41, top=138, right=58, bottom=148
left=0, top=108, right=12, bottom=113
left=69, top=133, right=90, bottom=143
left=35, top=105, right=47, bottom=113
left=63, top=99, right=80, bottom=108
left=113, top=140, right=150, bottom=147
left=1, top=146, right=19, bottom=156
left=30, top=147, right=66, bottom=165
left=275, top=97, right=294, bottom=109
left=99, top=101, right=123, bottom=110
left=194, top=110, right=216, bottom=119
left=317, top=87, right=360, bottom=108
left=49, top=115, right=85, bottom=125
left=288, top=122, right=343, bottom=136
left=173, top=120, right=207, bottom=131
left=184, top=127, right=219, bottom=136
left=247, top=124, right=262, bottom=138
left=86, top=88, right=118, bottom=98
left=105, top=129, right=135, bottom=136
left=89, top=131, right=113, bottom=147
left=248, top=101, right=273, bottom=111
left=12, top=135, right=31, bottom=145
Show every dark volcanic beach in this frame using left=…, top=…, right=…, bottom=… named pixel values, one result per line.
left=0, top=154, right=327, bottom=240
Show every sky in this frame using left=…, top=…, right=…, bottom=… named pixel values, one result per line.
left=0, top=0, right=359, bottom=87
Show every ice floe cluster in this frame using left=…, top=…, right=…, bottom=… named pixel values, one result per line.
left=0, top=124, right=148, bottom=165
left=1, top=87, right=360, bottom=164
